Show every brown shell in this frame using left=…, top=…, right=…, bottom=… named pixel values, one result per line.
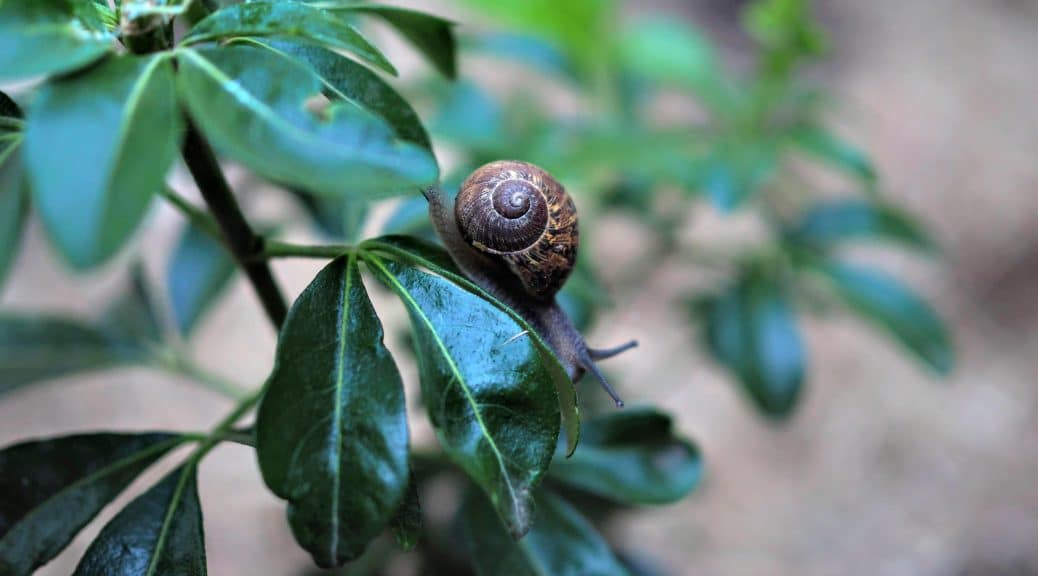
left=455, top=160, right=578, bottom=301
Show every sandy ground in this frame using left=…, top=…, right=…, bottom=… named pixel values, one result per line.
left=2, top=0, right=1037, bottom=574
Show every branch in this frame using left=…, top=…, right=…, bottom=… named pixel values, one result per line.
left=260, top=240, right=352, bottom=260
left=179, top=119, right=288, bottom=328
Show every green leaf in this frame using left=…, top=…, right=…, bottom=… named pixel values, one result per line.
left=0, top=316, right=152, bottom=397
left=289, top=187, right=369, bottom=241
left=25, top=53, right=180, bottom=269
left=184, top=1, right=396, bottom=76
left=619, top=18, right=729, bottom=111
left=102, top=262, right=164, bottom=344
left=177, top=45, right=437, bottom=198
left=702, top=139, right=779, bottom=212
left=74, top=465, right=207, bottom=575
left=0, top=0, right=113, bottom=81
left=431, top=80, right=504, bottom=149
left=363, top=244, right=560, bottom=538
left=0, top=91, right=23, bottom=119
left=388, top=475, right=422, bottom=552
left=461, top=488, right=630, bottom=576
left=250, top=40, right=432, bottom=151
left=362, top=235, right=580, bottom=458
left=786, top=199, right=934, bottom=252
left=169, top=222, right=236, bottom=336
left=817, top=261, right=953, bottom=374
left=381, top=196, right=436, bottom=239
left=463, top=33, right=577, bottom=81
left=0, top=137, right=28, bottom=290
left=550, top=408, right=701, bottom=505
left=0, top=432, right=185, bottom=576
left=699, top=275, right=805, bottom=418
left=789, top=125, right=877, bottom=188
left=332, top=5, right=456, bottom=78
left=257, top=253, right=408, bottom=567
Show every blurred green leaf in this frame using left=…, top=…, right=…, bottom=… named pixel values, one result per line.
left=363, top=235, right=580, bottom=457
left=335, top=5, right=457, bottom=79
left=817, top=261, right=953, bottom=374
left=74, top=465, right=206, bottom=575
left=0, top=432, right=185, bottom=576
left=550, top=408, right=701, bottom=505
left=363, top=243, right=561, bottom=538
left=102, top=262, right=164, bottom=344
left=463, top=33, right=577, bottom=81
left=184, top=1, right=396, bottom=75
left=789, top=125, right=877, bottom=189
left=250, top=40, right=432, bottom=151
left=0, top=91, right=22, bottom=119
left=381, top=196, right=436, bottom=240
left=743, top=0, right=827, bottom=73
left=388, top=475, right=422, bottom=552
left=26, top=54, right=180, bottom=270
left=462, top=488, right=629, bottom=576
left=0, top=316, right=153, bottom=397
left=786, top=199, right=933, bottom=252
left=619, top=18, right=727, bottom=110
left=702, top=139, right=779, bottom=212
left=169, top=222, right=236, bottom=336
left=177, top=45, right=438, bottom=198
left=257, top=254, right=409, bottom=567
left=431, top=80, right=504, bottom=150
left=699, top=274, right=805, bottom=418
left=0, top=137, right=28, bottom=290
left=451, top=0, right=615, bottom=75
left=0, top=0, right=113, bottom=82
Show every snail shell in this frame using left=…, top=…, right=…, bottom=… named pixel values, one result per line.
left=454, top=160, right=578, bottom=301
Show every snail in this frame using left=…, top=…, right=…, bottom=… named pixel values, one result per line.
left=422, top=160, right=637, bottom=407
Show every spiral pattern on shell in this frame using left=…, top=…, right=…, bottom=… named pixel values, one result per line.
left=455, top=160, right=578, bottom=301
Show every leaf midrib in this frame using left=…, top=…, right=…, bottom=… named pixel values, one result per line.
left=0, top=436, right=184, bottom=550
left=326, top=253, right=357, bottom=562
left=144, top=466, right=194, bottom=576
left=363, top=252, right=522, bottom=525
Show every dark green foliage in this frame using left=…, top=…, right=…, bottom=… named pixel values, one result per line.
left=257, top=254, right=409, bottom=566
left=74, top=465, right=207, bottom=575
left=0, top=433, right=185, bottom=576
left=0, top=0, right=952, bottom=574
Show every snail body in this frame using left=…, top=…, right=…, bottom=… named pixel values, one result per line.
left=422, top=160, right=635, bottom=406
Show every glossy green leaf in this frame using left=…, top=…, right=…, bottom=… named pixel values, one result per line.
left=550, top=408, right=701, bottom=505
left=332, top=4, right=456, bottom=78
left=699, top=276, right=805, bottom=417
left=177, top=45, right=437, bottom=198
left=0, top=0, right=113, bottom=81
left=790, top=125, right=877, bottom=188
left=184, top=1, right=396, bottom=75
left=249, top=40, right=432, bottom=151
left=169, top=222, right=236, bottom=336
left=257, top=254, right=408, bottom=567
left=363, top=245, right=560, bottom=538
left=786, top=199, right=933, bottom=252
left=0, top=432, right=185, bottom=576
left=0, top=137, right=28, bottom=290
left=388, top=475, right=422, bottom=551
left=362, top=235, right=580, bottom=458
left=0, top=316, right=152, bottom=397
left=74, top=465, right=207, bottom=575
left=462, top=488, right=630, bottom=576
left=25, top=54, right=180, bottom=269
left=818, top=261, right=952, bottom=374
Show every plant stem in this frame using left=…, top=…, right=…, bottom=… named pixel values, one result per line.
left=189, top=389, right=264, bottom=463
left=180, top=118, right=288, bottom=328
left=261, top=240, right=352, bottom=260
left=159, top=185, right=223, bottom=242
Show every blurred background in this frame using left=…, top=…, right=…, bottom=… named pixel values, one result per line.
left=3, top=0, right=1038, bottom=575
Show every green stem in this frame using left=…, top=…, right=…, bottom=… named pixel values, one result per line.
left=261, top=240, right=352, bottom=260
left=189, top=389, right=264, bottom=463
left=180, top=118, right=288, bottom=328
left=156, top=349, right=251, bottom=400
left=159, top=186, right=224, bottom=242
